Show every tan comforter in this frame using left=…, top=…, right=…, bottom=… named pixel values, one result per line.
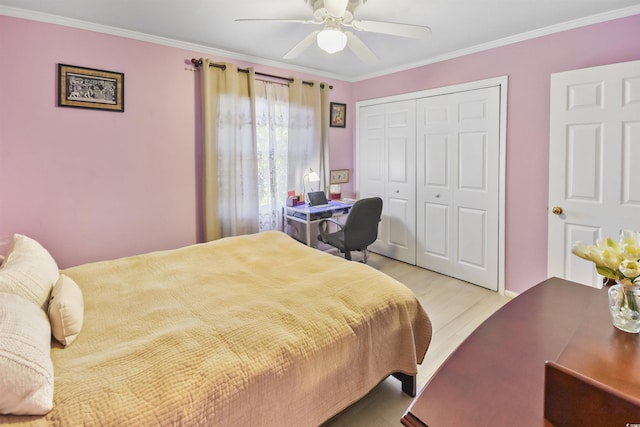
left=3, top=231, right=431, bottom=426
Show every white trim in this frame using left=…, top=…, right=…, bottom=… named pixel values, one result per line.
left=355, top=6, right=640, bottom=81
left=504, top=290, right=519, bottom=299
left=355, top=75, right=509, bottom=295
left=0, top=5, right=346, bottom=81
left=356, top=76, right=508, bottom=106
left=1, top=5, right=639, bottom=82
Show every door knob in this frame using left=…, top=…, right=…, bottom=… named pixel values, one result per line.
left=552, top=206, right=563, bottom=215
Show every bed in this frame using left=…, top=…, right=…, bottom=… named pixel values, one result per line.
left=0, top=231, right=431, bottom=426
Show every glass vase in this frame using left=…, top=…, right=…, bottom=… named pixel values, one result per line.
left=608, top=282, right=640, bottom=333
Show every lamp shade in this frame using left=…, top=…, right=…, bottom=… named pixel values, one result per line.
left=308, top=171, right=320, bottom=183
left=317, top=28, right=347, bottom=54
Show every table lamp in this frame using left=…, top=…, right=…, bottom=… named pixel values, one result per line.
left=303, top=169, right=320, bottom=202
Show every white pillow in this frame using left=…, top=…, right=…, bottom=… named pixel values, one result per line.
left=49, top=274, right=84, bottom=347
left=0, top=292, right=54, bottom=415
left=0, top=234, right=59, bottom=311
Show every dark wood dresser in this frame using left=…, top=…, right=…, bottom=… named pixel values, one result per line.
left=402, top=277, right=640, bottom=427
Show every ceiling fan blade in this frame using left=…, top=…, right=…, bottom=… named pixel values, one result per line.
left=345, top=31, right=378, bottom=65
left=324, top=0, right=349, bottom=18
left=235, top=18, right=318, bottom=25
left=283, top=30, right=321, bottom=59
left=351, top=20, right=432, bottom=39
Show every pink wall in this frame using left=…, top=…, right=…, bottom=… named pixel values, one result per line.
left=0, top=15, right=352, bottom=268
left=2, top=13, right=639, bottom=294
left=352, top=14, right=640, bottom=293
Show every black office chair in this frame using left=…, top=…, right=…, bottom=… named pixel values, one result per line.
left=317, top=197, right=383, bottom=263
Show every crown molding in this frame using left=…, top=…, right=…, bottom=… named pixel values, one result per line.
left=2, top=4, right=639, bottom=83
left=0, top=6, right=346, bottom=82
left=354, top=5, right=640, bottom=81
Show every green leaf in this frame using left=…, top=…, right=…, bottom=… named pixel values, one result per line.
left=596, top=266, right=621, bottom=280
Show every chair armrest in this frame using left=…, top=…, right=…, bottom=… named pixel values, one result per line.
left=318, top=218, right=343, bottom=239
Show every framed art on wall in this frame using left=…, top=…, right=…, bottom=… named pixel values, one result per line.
left=330, top=102, right=346, bottom=128
left=58, top=64, right=125, bottom=112
left=330, top=169, right=350, bottom=184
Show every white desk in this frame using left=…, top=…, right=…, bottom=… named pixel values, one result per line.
left=283, top=200, right=356, bottom=246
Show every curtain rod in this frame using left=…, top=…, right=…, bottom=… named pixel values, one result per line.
left=190, top=59, right=332, bottom=90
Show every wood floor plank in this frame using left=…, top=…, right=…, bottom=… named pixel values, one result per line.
left=323, top=252, right=511, bottom=426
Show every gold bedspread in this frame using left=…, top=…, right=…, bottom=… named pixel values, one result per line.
left=4, top=231, right=431, bottom=426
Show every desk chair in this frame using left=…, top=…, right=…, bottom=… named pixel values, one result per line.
left=317, top=197, right=383, bottom=264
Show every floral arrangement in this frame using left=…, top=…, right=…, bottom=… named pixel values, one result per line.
left=572, top=230, right=640, bottom=287
left=573, top=230, right=640, bottom=333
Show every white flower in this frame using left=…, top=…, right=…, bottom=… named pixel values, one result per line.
left=601, top=247, right=622, bottom=271
left=620, top=259, right=640, bottom=280
left=572, top=241, right=602, bottom=266
left=572, top=230, right=640, bottom=283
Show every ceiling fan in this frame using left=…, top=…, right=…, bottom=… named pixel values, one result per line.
left=236, top=0, right=432, bottom=65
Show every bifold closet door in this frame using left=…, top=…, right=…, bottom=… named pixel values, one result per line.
left=416, top=87, right=500, bottom=291
left=358, top=100, right=416, bottom=264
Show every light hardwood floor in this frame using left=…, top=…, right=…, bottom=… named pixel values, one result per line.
left=322, top=251, right=511, bottom=427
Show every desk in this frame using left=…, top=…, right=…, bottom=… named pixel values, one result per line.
left=402, top=277, right=640, bottom=427
left=283, top=200, right=355, bottom=246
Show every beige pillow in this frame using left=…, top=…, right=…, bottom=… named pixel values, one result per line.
left=0, top=292, right=54, bottom=415
left=0, top=234, right=59, bottom=311
left=49, top=274, right=84, bottom=346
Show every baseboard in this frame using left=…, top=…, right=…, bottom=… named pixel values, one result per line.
left=504, top=290, right=518, bottom=299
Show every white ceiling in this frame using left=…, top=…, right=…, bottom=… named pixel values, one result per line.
left=1, top=0, right=639, bottom=81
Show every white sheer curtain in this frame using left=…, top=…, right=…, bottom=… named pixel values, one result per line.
left=199, top=60, right=259, bottom=241
left=254, top=80, right=289, bottom=231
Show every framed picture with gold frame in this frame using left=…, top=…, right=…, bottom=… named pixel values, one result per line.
left=330, top=169, right=350, bottom=184
left=330, top=102, right=346, bottom=128
left=58, top=64, right=124, bottom=112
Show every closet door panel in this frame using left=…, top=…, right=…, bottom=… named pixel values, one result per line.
left=417, top=87, right=500, bottom=291
left=421, top=202, right=452, bottom=275
left=457, top=207, right=486, bottom=268
left=417, top=128, right=453, bottom=274
left=416, top=95, right=454, bottom=274
left=453, top=89, right=499, bottom=289
left=381, top=100, right=416, bottom=264
left=358, top=104, right=386, bottom=247
left=387, top=197, right=412, bottom=250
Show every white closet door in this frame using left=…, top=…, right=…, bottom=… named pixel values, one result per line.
left=416, top=87, right=500, bottom=290
left=358, top=104, right=386, bottom=248
left=547, top=60, right=640, bottom=287
left=358, top=100, right=416, bottom=264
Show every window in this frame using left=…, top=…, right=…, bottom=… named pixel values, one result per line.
left=255, top=80, right=289, bottom=231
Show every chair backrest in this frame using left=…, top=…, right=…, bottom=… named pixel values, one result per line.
left=343, top=197, right=383, bottom=250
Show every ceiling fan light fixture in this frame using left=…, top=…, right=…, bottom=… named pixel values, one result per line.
left=316, top=28, right=347, bottom=54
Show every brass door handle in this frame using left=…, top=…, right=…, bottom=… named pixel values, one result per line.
left=552, top=206, right=563, bottom=215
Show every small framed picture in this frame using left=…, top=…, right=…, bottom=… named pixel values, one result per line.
left=330, top=102, right=346, bottom=128
left=58, top=64, right=124, bottom=112
left=330, top=169, right=350, bottom=184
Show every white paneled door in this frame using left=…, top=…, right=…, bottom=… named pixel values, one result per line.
left=358, top=100, right=417, bottom=264
left=548, top=60, right=640, bottom=287
left=416, top=87, right=501, bottom=290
